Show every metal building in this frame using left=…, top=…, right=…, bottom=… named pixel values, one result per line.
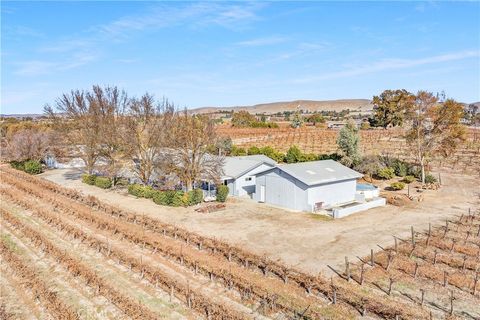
left=253, top=160, right=363, bottom=212
left=222, top=155, right=277, bottom=197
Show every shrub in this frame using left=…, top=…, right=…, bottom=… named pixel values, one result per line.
left=285, top=145, right=303, bottom=163
left=94, top=177, right=112, bottom=189
left=377, top=167, right=395, bottom=180
left=231, top=146, right=247, bottom=156
left=115, top=178, right=130, bottom=187
left=152, top=191, right=169, bottom=206
left=247, top=146, right=261, bottom=155
left=142, top=186, right=156, bottom=199
left=187, top=189, right=203, bottom=205
left=408, top=166, right=422, bottom=179
left=390, top=182, right=405, bottom=190
left=425, top=173, right=437, bottom=184
left=393, top=161, right=408, bottom=177
left=10, top=160, right=25, bottom=171
left=170, top=191, right=186, bottom=207
left=216, top=185, right=229, bottom=203
left=23, top=160, right=43, bottom=174
left=402, top=175, right=416, bottom=184
left=128, top=184, right=145, bottom=197
left=82, top=174, right=97, bottom=185
left=317, top=153, right=342, bottom=161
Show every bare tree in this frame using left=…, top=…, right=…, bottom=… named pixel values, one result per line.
left=405, top=91, right=466, bottom=183
left=5, top=129, right=53, bottom=162
left=169, top=111, right=224, bottom=191
left=44, top=90, right=102, bottom=174
left=90, top=85, right=129, bottom=183
left=124, top=94, right=175, bottom=185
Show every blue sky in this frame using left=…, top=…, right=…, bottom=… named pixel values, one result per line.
left=2, top=1, right=479, bottom=114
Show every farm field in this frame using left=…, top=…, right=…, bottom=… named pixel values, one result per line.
left=217, top=127, right=480, bottom=175
left=1, top=165, right=476, bottom=318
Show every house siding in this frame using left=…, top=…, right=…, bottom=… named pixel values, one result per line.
left=234, top=163, right=274, bottom=197
left=255, top=169, right=358, bottom=212
left=254, top=168, right=309, bottom=211
left=307, top=179, right=357, bottom=210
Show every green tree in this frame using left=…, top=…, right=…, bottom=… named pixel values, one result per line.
left=405, top=92, right=466, bottom=184
left=290, top=112, right=303, bottom=128
left=336, top=121, right=361, bottom=167
left=285, top=145, right=303, bottom=163
left=231, top=111, right=256, bottom=127
left=247, top=146, right=261, bottom=155
left=306, top=113, right=325, bottom=126
left=372, top=89, right=415, bottom=129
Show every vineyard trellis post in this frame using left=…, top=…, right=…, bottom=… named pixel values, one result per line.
left=345, top=256, right=350, bottom=282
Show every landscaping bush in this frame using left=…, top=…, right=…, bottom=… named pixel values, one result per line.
left=128, top=184, right=145, bottom=197
left=393, top=161, right=408, bottom=177
left=216, top=185, right=229, bottom=203
left=390, top=182, right=405, bottom=190
left=142, top=186, right=156, bottom=199
left=187, top=189, right=203, bottom=205
left=115, top=178, right=130, bottom=187
left=425, top=173, right=437, bottom=184
left=10, top=160, right=25, bottom=171
left=23, top=160, right=43, bottom=174
left=128, top=184, right=156, bottom=198
left=377, top=167, right=395, bottom=180
left=94, top=177, right=112, bottom=189
left=408, top=166, right=422, bottom=179
left=170, top=191, right=186, bottom=207
left=82, top=174, right=97, bottom=185
left=402, top=175, right=416, bottom=184
left=152, top=191, right=169, bottom=206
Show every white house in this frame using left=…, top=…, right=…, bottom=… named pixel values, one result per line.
left=253, top=160, right=384, bottom=216
left=222, top=155, right=277, bottom=197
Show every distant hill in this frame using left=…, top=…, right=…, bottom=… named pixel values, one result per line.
left=191, top=99, right=373, bottom=114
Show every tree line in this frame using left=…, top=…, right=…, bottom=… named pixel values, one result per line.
left=26, top=85, right=223, bottom=190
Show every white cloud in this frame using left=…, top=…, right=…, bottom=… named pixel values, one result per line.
left=14, top=52, right=98, bottom=76
left=293, top=50, right=480, bottom=83
left=236, top=36, right=287, bottom=47
left=13, top=2, right=266, bottom=77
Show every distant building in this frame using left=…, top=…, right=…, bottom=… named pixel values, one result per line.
left=222, top=155, right=277, bottom=197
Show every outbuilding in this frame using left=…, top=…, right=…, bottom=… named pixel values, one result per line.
left=253, top=160, right=364, bottom=212
left=222, top=155, right=277, bottom=197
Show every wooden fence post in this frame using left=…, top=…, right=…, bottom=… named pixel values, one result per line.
left=449, top=290, right=455, bottom=315
left=370, top=249, right=374, bottom=266
left=411, top=226, right=415, bottom=247
left=360, top=263, right=365, bottom=285
left=345, top=256, right=350, bottom=282
left=388, top=278, right=394, bottom=295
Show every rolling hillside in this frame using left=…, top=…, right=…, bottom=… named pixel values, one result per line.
left=191, top=99, right=373, bottom=114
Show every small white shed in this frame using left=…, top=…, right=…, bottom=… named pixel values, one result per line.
left=222, top=155, right=277, bottom=197
left=253, top=160, right=363, bottom=212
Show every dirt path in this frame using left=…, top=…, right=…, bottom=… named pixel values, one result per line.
left=42, top=169, right=479, bottom=277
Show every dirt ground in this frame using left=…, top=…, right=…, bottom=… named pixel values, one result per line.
left=41, top=169, right=479, bottom=277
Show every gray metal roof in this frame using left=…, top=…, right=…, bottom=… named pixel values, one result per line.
left=261, top=160, right=363, bottom=186
left=223, top=155, right=276, bottom=179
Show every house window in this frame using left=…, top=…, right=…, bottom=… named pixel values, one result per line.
left=245, top=177, right=252, bottom=181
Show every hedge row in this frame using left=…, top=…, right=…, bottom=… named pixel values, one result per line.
left=128, top=184, right=204, bottom=207
left=81, top=174, right=112, bottom=189
left=10, top=160, right=43, bottom=175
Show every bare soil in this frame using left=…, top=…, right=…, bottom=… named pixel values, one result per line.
left=41, top=169, right=479, bottom=278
